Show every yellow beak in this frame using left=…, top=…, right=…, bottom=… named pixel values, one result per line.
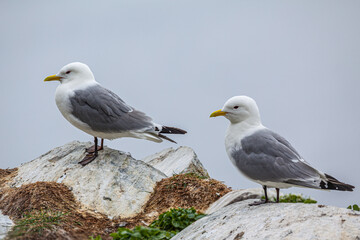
left=44, top=75, right=61, bottom=82
left=210, top=109, right=227, bottom=118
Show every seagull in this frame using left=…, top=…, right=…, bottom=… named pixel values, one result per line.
left=44, top=62, right=186, bottom=166
left=210, top=96, right=354, bottom=205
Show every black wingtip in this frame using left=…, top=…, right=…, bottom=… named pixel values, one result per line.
left=158, top=133, right=177, bottom=143
left=320, top=174, right=355, bottom=191
left=160, top=126, right=187, bottom=134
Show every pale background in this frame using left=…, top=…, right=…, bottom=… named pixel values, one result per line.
left=0, top=0, right=359, bottom=207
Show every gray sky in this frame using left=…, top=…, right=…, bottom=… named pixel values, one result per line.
left=1, top=0, right=359, bottom=207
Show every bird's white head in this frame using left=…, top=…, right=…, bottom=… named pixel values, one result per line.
left=44, top=62, right=96, bottom=86
left=210, top=96, right=261, bottom=124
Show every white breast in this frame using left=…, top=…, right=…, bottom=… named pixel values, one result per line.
left=225, top=122, right=266, bottom=166
left=225, top=122, right=265, bottom=153
left=54, top=83, right=94, bottom=135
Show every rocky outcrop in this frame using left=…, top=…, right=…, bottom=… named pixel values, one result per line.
left=2, top=141, right=211, bottom=220
left=4, top=141, right=167, bottom=218
left=0, top=211, right=13, bottom=240
left=205, top=188, right=278, bottom=214
left=142, top=146, right=209, bottom=178
left=0, top=141, right=219, bottom=239
left=174, top=199, right=360, bottom=240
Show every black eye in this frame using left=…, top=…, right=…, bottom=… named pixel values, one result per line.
left=65, top=70, right=71, bottom=74
left=234, top=106, right=239, bottom=109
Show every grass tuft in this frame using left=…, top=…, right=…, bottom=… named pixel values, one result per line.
left=7, top=209, right=68, bottom=238
left=262, top=193, right=317, bottom=204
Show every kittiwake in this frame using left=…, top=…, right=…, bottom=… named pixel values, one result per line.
left=44, top=62, right=186, bottom=166
left=210, top=96, right=354, bottom=205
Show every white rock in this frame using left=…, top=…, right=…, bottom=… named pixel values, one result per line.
left=206, top=188, right=278, bottom=214
left=5, top=141, right=166, bottom=218
left=142, top=146, right=209, bottom=177
left=174, top=200, right=360, bottom=240
left=0, top=210, right=13, bottom=240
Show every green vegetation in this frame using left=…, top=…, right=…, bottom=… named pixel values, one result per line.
left=150, top=207, right=205, bottom=232
left=7, top=210, right=67, bottom=238
left=110, top=226, right=176, bottom=240
left=262, top=193, right=317, bottom=204
left=278, top=194, right=317, bottom=203
left=108, top=207, right=205, bottom=240
left=89, top=236, right=103, bottom=240
left=347, top=204, right=359, bottom=211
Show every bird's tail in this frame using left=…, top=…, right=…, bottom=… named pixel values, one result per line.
left=320, top=174, right=355, bottom=191
left=156, top=126, right=187, bottom=144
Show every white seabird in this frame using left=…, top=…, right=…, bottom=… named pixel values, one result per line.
left=44, top=62, right=186, bottom=166
left=210, top=96, right=354, bottom=205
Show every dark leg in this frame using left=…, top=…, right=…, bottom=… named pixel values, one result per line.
left=79, top=137, right=99, bottom=166
left=86, top=137, right=104, bottom=153
left=94, top=136, right=98, bottom=155
left=264, top=185, right=268, bottom=201
left=249, top=185, right=269, bottom=206
left=276, top=188, right=280, bottom=203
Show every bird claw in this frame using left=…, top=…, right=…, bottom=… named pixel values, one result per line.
left=79, top=153, right=98, bottom=166
left=248, top=199, right=272, bottom=206
left=85, top=145, right=103, bottom=154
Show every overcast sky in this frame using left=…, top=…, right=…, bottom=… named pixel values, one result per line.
left=1, top=0, right=359, bottom=207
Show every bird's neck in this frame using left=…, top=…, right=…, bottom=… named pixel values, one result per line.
left=59, top=79, right=98, bottom=92
left=225, top=119, right=265, bottom=152
left=228, top=118, right=263, bottom=135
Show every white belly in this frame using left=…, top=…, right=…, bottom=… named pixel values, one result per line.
left=253, top=180, right=293, bottom=189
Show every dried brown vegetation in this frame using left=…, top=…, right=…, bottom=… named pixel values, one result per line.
left=143, top=173, right=231, bottom=215
left=0, top=168, right=17, bottom=187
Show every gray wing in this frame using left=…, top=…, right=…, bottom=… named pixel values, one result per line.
left=69, top=85, right=154, bottom=132
left=231, top=129, right=323, bottom=188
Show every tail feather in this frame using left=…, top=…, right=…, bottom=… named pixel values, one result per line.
left=160, top=126, right=187, bottom=134
left=320, top=174, right=355, bottom=191
left=153, top=126, right=186, bottom=144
